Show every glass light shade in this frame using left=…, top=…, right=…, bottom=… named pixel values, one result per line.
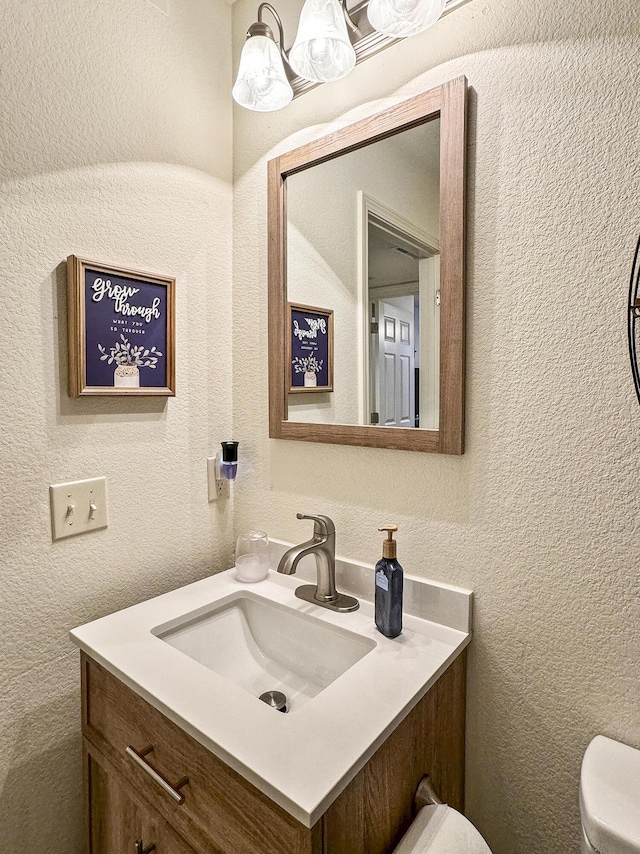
left=289, top=0, right=356, bottom=83
left=232, top=34, right=293, bottom=112
left=367, top=0, right=445, bottom=38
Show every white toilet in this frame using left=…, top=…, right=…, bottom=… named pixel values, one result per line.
left=394, top=735, right=640, bottom=854
left=580, top=735, right=640, bottom=853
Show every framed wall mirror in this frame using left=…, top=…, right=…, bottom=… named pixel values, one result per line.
left=268, top=76, right=467, bottom=453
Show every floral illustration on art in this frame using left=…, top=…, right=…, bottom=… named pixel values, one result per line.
left=97, top=334, right=163, bottom=388
left=292, top=354, right=324, bottom=387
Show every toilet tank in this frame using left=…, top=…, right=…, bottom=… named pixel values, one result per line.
left=581, top=735, right=640, bottom=854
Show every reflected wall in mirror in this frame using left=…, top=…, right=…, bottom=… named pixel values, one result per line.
left=268, top=76, right=466, bottom=453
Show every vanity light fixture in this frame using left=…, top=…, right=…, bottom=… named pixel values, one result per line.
left=367, top=0, right=445, bottom=38
left=232, top=3, right=293, bottom=112
left=234, top=0, right=458, bottom=111
left=289, top=0, right=357, bottom=83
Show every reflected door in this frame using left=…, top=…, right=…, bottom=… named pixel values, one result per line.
left=374, top=300, right=415, bottom=427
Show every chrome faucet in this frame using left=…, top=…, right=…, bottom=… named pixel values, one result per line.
left=277, top=514, right=359, bottom=613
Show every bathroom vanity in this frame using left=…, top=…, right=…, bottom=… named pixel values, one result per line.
left=73, top=554, right=471, bottom=854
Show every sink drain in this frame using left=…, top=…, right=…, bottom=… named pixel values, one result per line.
left=259, top=690, right=288, bottom=713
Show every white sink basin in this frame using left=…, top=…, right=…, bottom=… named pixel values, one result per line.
left=152, top=591, right=376, bottom=712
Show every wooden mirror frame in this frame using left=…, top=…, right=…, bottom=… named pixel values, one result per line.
left=268, top=76, right=467, bottom=454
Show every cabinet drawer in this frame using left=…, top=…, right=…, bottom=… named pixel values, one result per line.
left=82, top=655, right=320, bottom=854
left=85, top=739, right=197, bottom=854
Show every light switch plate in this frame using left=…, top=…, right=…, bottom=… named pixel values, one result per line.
left=50, top=477, right=108, bottom=541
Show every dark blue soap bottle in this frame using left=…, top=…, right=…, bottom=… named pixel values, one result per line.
left=375, top=525, right=403, bottom=638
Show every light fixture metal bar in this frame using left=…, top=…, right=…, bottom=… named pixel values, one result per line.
left=256, top=1, right=287, bottom=46
left=341, top=0, right=360, bottom=33
left=286, top=0, right=475, bottom=98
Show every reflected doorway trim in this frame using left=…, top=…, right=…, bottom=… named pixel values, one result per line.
left=357, top=192, right=439, bottom=426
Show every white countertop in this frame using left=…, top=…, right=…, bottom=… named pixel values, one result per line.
left=70, top=552, right=472, bottom=827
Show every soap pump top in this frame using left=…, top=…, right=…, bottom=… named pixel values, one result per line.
left=379, top=524, right=398, bottom=559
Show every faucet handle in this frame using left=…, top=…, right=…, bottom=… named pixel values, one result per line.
left=296, top=513, right=335, bottom=537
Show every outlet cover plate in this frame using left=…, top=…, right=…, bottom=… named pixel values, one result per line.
left=207, top=457, right=230, bottom=501
left=50, top=477, right=108, bottom=541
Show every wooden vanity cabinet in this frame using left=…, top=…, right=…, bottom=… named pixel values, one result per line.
left=81, top=650, right=466, bottom=854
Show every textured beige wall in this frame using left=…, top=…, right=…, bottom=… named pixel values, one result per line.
left=232, top=1, right=640, bottom=852
left=0, top=1, right=233, bottom=851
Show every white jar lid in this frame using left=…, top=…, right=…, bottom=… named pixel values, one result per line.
left=581, top=735, right=640, bottom=854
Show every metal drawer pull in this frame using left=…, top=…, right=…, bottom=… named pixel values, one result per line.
left=125, top=745, right=189, bottom=804
left=134, top=842, right=156, bottom=854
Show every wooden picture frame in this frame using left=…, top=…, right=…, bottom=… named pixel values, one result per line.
left=67, top=256, right=176, bottom=397
left=287, top=303, right=334, bottom=394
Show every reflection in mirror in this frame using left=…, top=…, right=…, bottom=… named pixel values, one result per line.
left=365, top=190, right=440, bottom=431
left=286, top=120, right=440, bottom=429
left=268, top=78, right=466, bottom=453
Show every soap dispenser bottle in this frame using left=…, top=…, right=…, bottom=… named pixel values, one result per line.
left=375, top=524, right=403, bottom=638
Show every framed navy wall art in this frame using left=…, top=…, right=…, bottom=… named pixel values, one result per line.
left=67, top=256, right=176, bottom=397
left=287, top=303, right=333, bottom=393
